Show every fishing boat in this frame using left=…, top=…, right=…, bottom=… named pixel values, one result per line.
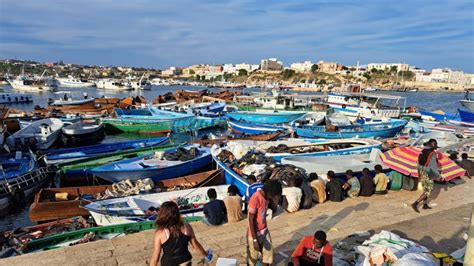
left=49, top=91, right=95, bottom=106
left=327, top=85, right=406, bottom=119
left=192, top=116, right=227, bottom=130
left=8, top=75, right=58, bottom=92
left=281, top=149, right=383, bottom=178
left=44, top=137, right=170, bottom=165
left=459, top=89, right=474, bottom=111
left=228, top=120, right=288, bottom=135
left=61, top=120, right=104, bottom=140
left=87, top=145, right=212, bottom=183
left=6, top=118, right=64, bottom=150
left=236, top=91, right=328, bottom=112
left=186, top=102, right=226, bottom=116
left=411, top=131, right=459, bottom=148
left=215, top=138, right=382, bottom=162
left=126, top=74, right=152, bottom=90
left=0, top=93, right=33, bottom=104
left=294, top=119, right=407, bottom=139
left=29, top=185, right=110, bottom=222
left=103, top=119, right=172, bottom=135
left=191, top=132, right=282, bottom=146
left=225, top=111, right=305, bottom=124
left=0, top=154, right=49, bottom=215
left=419, top=110, right=458, bottom=121
left=95, top=79, right=132, bottom=91
left=57, top=143, right=182, bottom=177
left=114, top=108, right=196, bottom=131
left=410, top=120, right=474, bottom=136
left=84, top=185, right=228, bottom=226
left=459, top=108, right=474, bottom=123
left=56, top=76, right=95, bottom=88
left=25, top=217, right=202, bottom=253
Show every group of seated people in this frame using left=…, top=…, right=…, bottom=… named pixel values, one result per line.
left=202, top=165, right=390, bottom=225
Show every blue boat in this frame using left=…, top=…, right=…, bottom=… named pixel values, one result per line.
left=212, top=155, right=249, bottom=196
left=115, top=108, right=196, bottom=130
left=1, top=152, right=36, bottom=180
left=228, top=120, right=287, bottom=135
left=419, top=110, right=458, bottom=121
left=87, top=145, right=212, bottom=183
left=225, top=111, right=305, bottom=124
left=458, top=108, right=474, bottom=123
left=294, top=119, right=407, bottom=139
left=44, top=137, right=170, bottom=165
left=188, top=102, right=226, bottom=117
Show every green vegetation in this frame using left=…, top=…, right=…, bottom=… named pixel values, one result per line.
left=311, top=64, right=318, bottom=73
left=238, top=69, right=248, bottom=76
left=281, top=69, right=295, bottom=79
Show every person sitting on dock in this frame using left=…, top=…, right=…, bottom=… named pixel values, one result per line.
left=203, top=188, right=227, bottom=225
left=459, top=153, right=474, bottom=178
left=373, top=165, right=389, bottom=194
left=296, top=177, right=313, bottom=209
left=290, top=230, right=333, bottom=266
left=150, top=201, right=209, bottom=266
left=223, top=185, right=244, bottom=223
left=359, top=168, right=375, bottom=197
left=309, top=173, right=326, bottom=204
left=282, top=178, right=303, bottom=213
left=345, top=170, right=360, bottom=198
left=326, top=171, right=344, bottom=202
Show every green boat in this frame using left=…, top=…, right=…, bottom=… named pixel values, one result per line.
left=103, top=119, right=172, bottom=135
left=58, top=143, right=184, bottom=174
left=25, top=217, right=202, bottom=253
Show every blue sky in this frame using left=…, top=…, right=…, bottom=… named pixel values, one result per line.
left=0, top=0, right=473, bottom=72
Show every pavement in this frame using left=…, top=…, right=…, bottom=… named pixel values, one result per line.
left=2, top=177, right=473, bottom=266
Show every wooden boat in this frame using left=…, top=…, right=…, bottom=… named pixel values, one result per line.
left=103, top=119, right=172, bottom=135
left=87, top=145, right=212, bottom=183
left=228, top=120, right=288, bottom=135
left=459, top=108, right=474, bottom=123
left=29, top=186, right=111, bottom=222
left=84, top=184, right=228, bottom=226
left=44, top=137, right=169, bottom=165
left=94, top=97, right=120, bottom=105
left=225, top=111, right=305, bottom=124
left=191, top=132, right=282, bottom=146
left=411, top=131, right=459, bottom=148
left=220, top=138, right=383, bottom=161
left=6, top=118, right=64, bottom=150
left=29, top=169, right=223, bottom=223
left=281, top=149, right=383, bottom=178
left=50, top=92, right=95, bottom=106
left=25, top=217, right=202, bottom=253
left=61, top=120, right=104, bottom=140
left=57, top=143, right=182, bottom=175
left=294, top=119, right=407, bottom=139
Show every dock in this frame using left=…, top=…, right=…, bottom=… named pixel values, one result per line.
left=3, top=177, right=473, bottom=266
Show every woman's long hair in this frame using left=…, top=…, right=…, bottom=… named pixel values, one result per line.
left=155, top=201, right=183, bottom=236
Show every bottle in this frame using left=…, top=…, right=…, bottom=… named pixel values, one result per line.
left=205, top=249, right=213, bottom=262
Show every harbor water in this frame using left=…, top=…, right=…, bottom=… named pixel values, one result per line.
left=0, top=84, right=465, bottom=231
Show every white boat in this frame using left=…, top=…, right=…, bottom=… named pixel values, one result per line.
left=95, top=79, right=132, bottom=91
left=127, top=74, right=152, bottom=90
left=56, top=76, right=95, bottom=88
left=282, top=149, right=383, bottom=179
left=0, top=92, right=33, bottom=104
left=7, top=118, right=64, bottom=150
left=411, top=131, right=460, bottom=148
left=49, top=91, right=95, bottom=106
left=460, top=90, right=474, bottom=111
left=62, top=120, right=104, bottom=137
left=84, top=185, right=229, bottom=226
left=327, top=85, right=406, bottom=119
left=8, top=75, right=58, bottom=92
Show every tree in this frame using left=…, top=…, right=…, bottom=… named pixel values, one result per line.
left=189, top=69, right=195, bottom=75
left=300, top=79, right=306, bottom=83
left=318, top=79, right=326, bottom=85
left=281, top=69, right=295, bottom=79
left=238, top=69, right=248, bottom=76
left=398, top=71, right=415, bottom=80
left=195, top=74, right=201, bottom=81
left=363, top=72, right=371, bottom=80
left=390, top=65, right=398, bottom=74
left=311, top=64, right=318, bottom=73
left=370, top=68, right=378, bottom=74
left=345, top=70, right=351, bottom=75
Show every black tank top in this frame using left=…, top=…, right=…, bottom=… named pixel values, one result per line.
left=161, top=229, right=192, bottom=266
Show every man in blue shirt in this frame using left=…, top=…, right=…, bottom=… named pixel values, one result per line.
left=246, top=175, right=264, bottom=201
left=203, top=188, right=227, bottom=225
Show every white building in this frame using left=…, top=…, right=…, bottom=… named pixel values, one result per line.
left=367, top=63, right=410, bottom=72
left=161, top=67, right=181, bottom=77
left=290, top=61, right=313, bottom=73
left=235, top=63, right=259, bottom=73
left=223, top=64, right=237, bottom=74
left=430, top=68, right=450, bottom=82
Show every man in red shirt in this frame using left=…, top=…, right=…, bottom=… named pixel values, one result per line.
left=290, top=230, right=333, bottom=266
left=247, top=180, right=282, bottom=266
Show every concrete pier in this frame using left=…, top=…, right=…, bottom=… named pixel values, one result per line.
left=2, top=177, right=473, bottom=266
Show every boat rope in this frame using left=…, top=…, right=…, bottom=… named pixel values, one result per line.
left=180, top=169, right=223, bottom=199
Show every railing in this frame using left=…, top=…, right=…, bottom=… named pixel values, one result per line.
left=0, top=167, right=50, bottom=196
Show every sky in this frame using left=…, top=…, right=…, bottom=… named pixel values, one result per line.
left=0, top=0, right=473, bottom=72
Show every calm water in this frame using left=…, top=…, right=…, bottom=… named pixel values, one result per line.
left=0, top=85, right=464, bottom=231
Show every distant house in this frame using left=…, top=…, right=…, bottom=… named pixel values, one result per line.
left=290, top=61, right=313, bottom=73
left=318, top=61, right=343, bottom=74
left=367, top=63, right=410, bottom=72
left=260, top=58, right=283, bottom=71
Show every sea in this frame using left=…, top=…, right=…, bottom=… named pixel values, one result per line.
left=0, top=84, right=465, bottom=231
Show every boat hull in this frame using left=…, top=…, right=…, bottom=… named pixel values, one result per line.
left=459, top=100, right=474, bottom=111
left=225, top=112, right=305, bottom=124
left=103, top=119, right=172, bottom=134
left=459, top=108, right=474, bottom=123
left=228, top=120, right=287, bottom=135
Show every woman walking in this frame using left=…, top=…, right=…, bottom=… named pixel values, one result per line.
left=411, top=139, right=441, bottom=213
left=149, top=201, right=209, bottom=266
